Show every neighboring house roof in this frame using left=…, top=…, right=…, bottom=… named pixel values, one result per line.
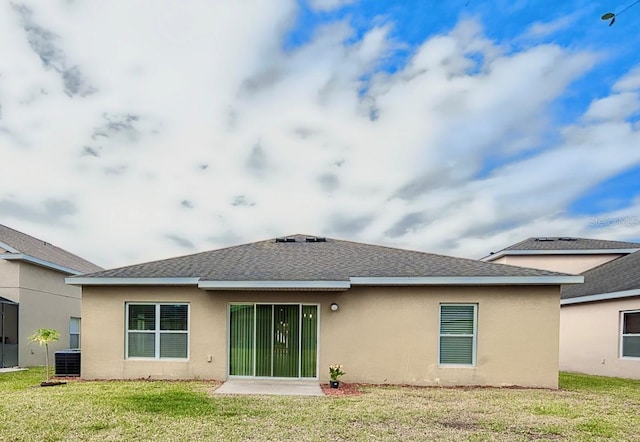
left=0, top=224, right=103, bottom=275
left=68, top=234, right=581, bottom=289
left=561, top=250, right=640, bottom=305
left=482, top=237, right=640, bottom=261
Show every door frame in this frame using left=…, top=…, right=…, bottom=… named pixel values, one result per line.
left=227, top=302, right=320, bottom=380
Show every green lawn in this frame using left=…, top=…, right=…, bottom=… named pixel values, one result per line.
left=1, top=369, right=639, bottom=441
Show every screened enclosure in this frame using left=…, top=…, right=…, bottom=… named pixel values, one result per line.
left=0, top=297, right=18, bottom=368
left=229, top=304, right=318, bottom=378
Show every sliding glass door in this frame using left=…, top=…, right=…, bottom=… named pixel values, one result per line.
left=229, top=304, right=318, bottom=378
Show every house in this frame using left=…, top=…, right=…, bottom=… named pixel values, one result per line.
left=481, top=237, right=640, bottom=274
left=0, top=224, right=102, bottom=368
left=67, top=234, right=580, bottom=388
left=561, top=251, right=640, bottom=379
left=483, top=237, right=640, bottom=379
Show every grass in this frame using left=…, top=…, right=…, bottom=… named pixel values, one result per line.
left=1, top=370, right=639, bottom=441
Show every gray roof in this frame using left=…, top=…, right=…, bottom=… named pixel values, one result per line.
left=497, top=237, right=640, bottom=252
left=562, top=251, right=640, bottom=300
left=0, top=224, right=103, bottom=274
left=77, top=234, right=568, bottom=281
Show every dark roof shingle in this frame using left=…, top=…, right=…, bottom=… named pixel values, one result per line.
left=0, top=224, right=103, bottom=274
left=562, top=250, right=640, bottom=299
left=500, top=237, right=640, bottom=252
left=78, top=234, right=567, bottom=281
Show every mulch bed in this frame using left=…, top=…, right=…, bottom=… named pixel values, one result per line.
left=320, top=382, right=362, bottom=396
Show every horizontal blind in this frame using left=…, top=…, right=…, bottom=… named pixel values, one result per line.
left=440, top=305, right=475, bottom=365
left=160, top=333, right=188, bottom=358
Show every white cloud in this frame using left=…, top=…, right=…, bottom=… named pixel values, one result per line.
left=0, top=1, right=638, bottom=268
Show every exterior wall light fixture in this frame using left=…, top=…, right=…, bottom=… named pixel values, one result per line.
left=330, top=303, right=339, bottom=311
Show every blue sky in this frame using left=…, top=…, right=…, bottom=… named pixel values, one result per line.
left=0, top=0, right=639, bottom=267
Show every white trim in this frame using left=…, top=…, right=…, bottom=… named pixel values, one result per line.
left=349, top=276, right=583, bottom=286
left=1, top=253, right=83, bottom=275
left=561, top=289, right=640, bottom=305
left=0, top=241, right=19, bottom=254
left=66, top=275, right=581, bottom=288
left=199, top=280, right=350, bottom=290
left=65, top=277, right=200, bottom=286
left=482, top=248, right=639, bottom=261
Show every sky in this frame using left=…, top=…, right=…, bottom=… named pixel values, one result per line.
left=1, top=0, right=640, bottom=269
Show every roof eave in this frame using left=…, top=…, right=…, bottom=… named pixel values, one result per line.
left=65, top=277, right=201, bottom=286
left=1, top=253, right=83, bottom=275
left=0, top=241, right=19, bottom=254
left=198, top=280, right=351, bottom=291
left=350, top=276, right=584, bottom=286
left=65, top=275, right=583, bottom=288
left=561, top=289, right=640, bottom=305
left=482, top=248, right=639, bottom=261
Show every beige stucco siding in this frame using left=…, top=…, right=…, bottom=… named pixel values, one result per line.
left=82, top=285, right=560, bottom=388
left=327, top=286, right=559, bottom=388
left=0, top=260, right=82, bottom=366
left=0, top=259, right=20, bottom=302
left=560, top=298, right=640, bottom=379
left=17, top=263, right=82, bottom=366
left=491, top=254, right=622, bottom=274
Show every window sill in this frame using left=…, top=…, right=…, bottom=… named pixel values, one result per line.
left=125, top=358, right=189, bottom=362
left=438, top=364, right=476, bottom=368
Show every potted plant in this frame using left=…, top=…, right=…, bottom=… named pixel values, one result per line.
left=329, top=364, right=345, bottom=388
left=29, top=328, right=64, bottom=386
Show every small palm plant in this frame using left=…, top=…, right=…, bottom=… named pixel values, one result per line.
left=29, top=328, right=60, bottom=383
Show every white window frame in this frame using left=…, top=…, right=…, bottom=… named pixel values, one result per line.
left=125, top=302, right=189, bottom=360
left=620, top=309, right=640, bottom=359
left=69, top=317, right=81, bottom=349
left=438, top=303, right=477, bottom=367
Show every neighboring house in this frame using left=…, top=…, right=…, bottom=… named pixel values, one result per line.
left=481, top=237, right=640, bottom=274
left=0, top=224, right=102, bottom=368
left=561, top=251, right=640, bottom=379
left=67, top=234, right=580, bottom=388
left=483, top=236, right=640, bottom=380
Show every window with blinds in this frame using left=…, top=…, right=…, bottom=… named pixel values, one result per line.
left=70, top=317, right=81, bottom=349
left=621, top=310, right=640, bottom=358
left=439, top=304, right=477, bottom=366
left=126, top=303, right=189, bottom=359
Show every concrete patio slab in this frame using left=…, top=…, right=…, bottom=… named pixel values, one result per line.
left=0, top=367, right=27, bottom=373
left=214, top=379, right=323, bottom=396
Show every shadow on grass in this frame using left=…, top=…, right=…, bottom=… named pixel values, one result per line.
left=120, top=390, right=268, bottom=418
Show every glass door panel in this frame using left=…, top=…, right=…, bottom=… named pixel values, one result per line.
left=272, top=305, right=299, bottom=377
left=301, top=305, right=318, bottom=378
left=229, top=305, right=254, bottom=376
left=255, top=304, right=272, bottom=376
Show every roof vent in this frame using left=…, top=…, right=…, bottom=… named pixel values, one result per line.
left=558, top=237, right=577, bottom=241
left=534, top=237, right=555, bottom=242
left=275, top=237, right=296, bottom=243
left=305, top=236, right=327, bottom=242
left=275, top=237, right=286, bottom=243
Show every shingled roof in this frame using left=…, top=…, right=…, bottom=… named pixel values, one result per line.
left=0, top=224, right=102, bottom=274
left=562, top=250, right=640, bottom=301
left=70, top=234, right=578, bottom=286
left=498, top=237, right=640, bottom=252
